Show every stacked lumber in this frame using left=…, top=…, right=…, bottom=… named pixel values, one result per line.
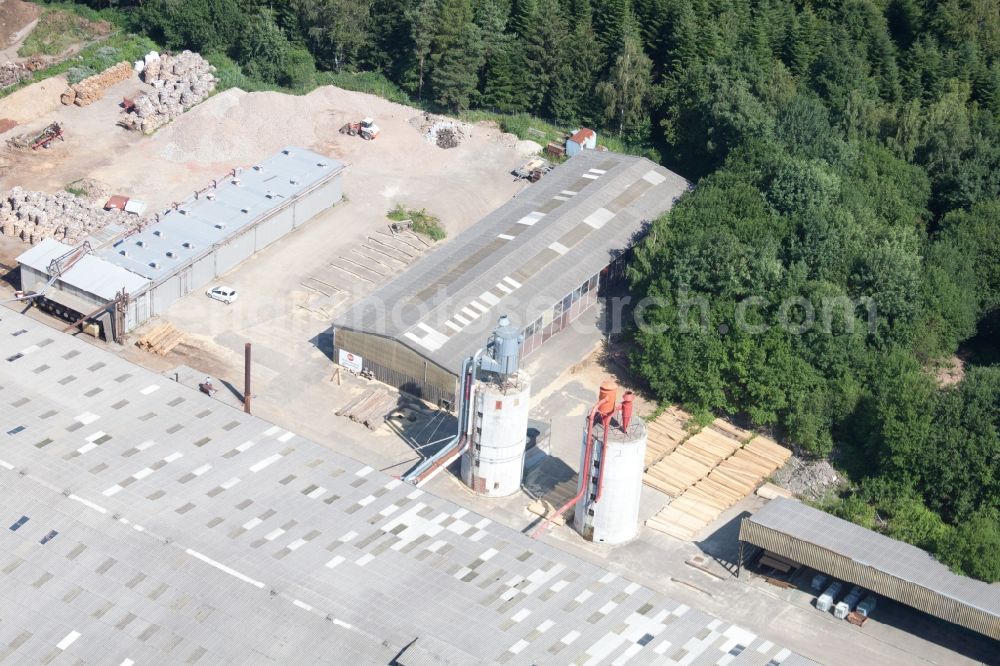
left=336, top=388, right=396, bottom=430
left=643, top=427, right=741, bottom=496
left=61, top=62, right=133, bottom=106
left=135, top=323, right=183, bottom=355
left=756, top=482, right=794, bottom=500
left=706, top=417, right=752, bottom=442
left=526, top=476, right=578, bottom=525
left=646, top=435, right=792, bottom=540
left=646, top=495, right=714, bottom=540
left=643, top=407, right=690, bottom=469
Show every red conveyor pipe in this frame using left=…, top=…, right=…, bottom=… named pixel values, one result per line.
left=531, top=402, right=603, bottom=539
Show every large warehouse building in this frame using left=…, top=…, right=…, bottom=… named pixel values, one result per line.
left=333, top=151, right=689, bottom=407
left=17, top=147, right=344, bottom=338
left=740, top=498, right=1000, bottom=641
left=0, top=310, right=807, bottom=664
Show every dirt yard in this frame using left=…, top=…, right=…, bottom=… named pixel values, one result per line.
left=0, top=77, right=527, bottom=225
left=0, top=0, right=39, bottom=54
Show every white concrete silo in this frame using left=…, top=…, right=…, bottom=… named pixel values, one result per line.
left=461, top=372, right=531, bottom=496
left=574, top=392, right=647, bottom=544
left=460, top=315, right=532, bottom=497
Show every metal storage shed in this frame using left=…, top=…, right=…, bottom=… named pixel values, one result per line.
left=739, top=498, right=1000, bottom=640
left=333, top=151, right=690, bottom=407
left=17, top=147, right=345, bottom=335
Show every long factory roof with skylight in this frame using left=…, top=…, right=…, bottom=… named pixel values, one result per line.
left=334, top=150, right=690, bottom=374
left=0, top=310, right=809, bottom=665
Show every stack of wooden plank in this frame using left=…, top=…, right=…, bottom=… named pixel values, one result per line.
left=646, top=435, right=792, bottom=540
left=336, top=388, right=396, bottom=430
left=135, top=323, right=183, bottom=355
left=643, top=407, right=690, bottom=469
left=526, top=475, right=578, bottom=525
left=643, top=427, right=742, bottom=496
left=706, top=417, right=752, bottom=442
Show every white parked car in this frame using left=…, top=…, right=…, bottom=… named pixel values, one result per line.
left=206, top=286, right=238, bottom=304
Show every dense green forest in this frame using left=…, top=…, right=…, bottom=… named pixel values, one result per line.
left=65, top=0, right=1000, bottom=581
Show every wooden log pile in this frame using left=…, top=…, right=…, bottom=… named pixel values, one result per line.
left=645, top=434, right=792, bottom=540
left=135, top=323, right=183, bottom=355
left=643, top=406, right=690, bottom=469
left=0, top=186, right=143, bottom=246
left=336, top=388, right=396, bottom=430
left=120, top=51, right=216, bottom=134
left=60, top=61, right=133, bottom=106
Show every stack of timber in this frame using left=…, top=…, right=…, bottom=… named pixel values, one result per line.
left=643, top=425, right=743, bottom=496
left=135, top=323, right=183, bottom=355
left=527, top=475, right=578, bottom=525
left=646, top=435, right=792, bottom=540
left=643, top=407, right=690, bottom=469
left=336, top=388, right=396, bottom=430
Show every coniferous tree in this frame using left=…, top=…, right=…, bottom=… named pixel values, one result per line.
left=432, top=27, right=484, bottom=111
left=597, top=19, right=653, bottom=138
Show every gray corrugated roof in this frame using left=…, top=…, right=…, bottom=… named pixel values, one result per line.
left=0, top=310, right=808, bottom=665
left=334, top=151, right=690, bottom=374
left=746, top=498, right=1000, bottom=616
left=99, top=147, right=343, bottom=281
left=17, top=238, right=152, bottom=301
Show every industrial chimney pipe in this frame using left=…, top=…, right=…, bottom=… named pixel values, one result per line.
left=244, top=342, right=252, bottom=414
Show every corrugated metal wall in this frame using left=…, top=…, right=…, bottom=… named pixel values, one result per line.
left=334, top=328, right=458, bottom=407
left=739, top=519, right=1000, bottom=640
left=294, top=178, right=342, bottom=225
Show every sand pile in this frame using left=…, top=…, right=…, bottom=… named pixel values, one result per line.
left=60, top=61, right=132, bottom=106
left=0, top=186, right=142, bottom=245
left=120, top=51, right=216, bottom=133
left=157, top=89, right=320, bottom=164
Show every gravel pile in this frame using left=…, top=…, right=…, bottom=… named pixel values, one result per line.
left=0, top=187, right=142, bottom=245
left=770, top=455, right=842, bottom=500
left=120, top=51, right=216, bottom=133
left=434, top=126, right=460, bottom=149
left=60, top=61, right=133, bottom=106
